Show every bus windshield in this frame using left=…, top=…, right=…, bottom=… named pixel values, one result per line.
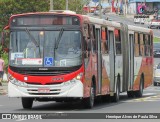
left=9, top=30, right=82, bottom=67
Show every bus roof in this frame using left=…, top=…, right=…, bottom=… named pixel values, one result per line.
left=9, top=12, right=152, bottom=35
left=128, top=25, right=152, bottom=34
left=10, top=11, right=79, bottom=19
left=82, top=15, right=121, bottom=28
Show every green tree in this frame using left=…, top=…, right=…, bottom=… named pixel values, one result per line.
left=69, top=0, right=84, bottom=14
left=0, top=45, right=8, bottom=72
left=0, top=0, right=50, bottom=31
left=0, top=0, right=86, bottom=31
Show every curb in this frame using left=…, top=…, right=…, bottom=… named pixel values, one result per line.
left=154, top=36, right=160, bottom=38
left=0, top=88, right=7, bottom=95
left=0, top=83, right=8, bottom=95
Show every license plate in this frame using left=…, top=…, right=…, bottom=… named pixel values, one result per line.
left=38, top=88, right=50, bottom=93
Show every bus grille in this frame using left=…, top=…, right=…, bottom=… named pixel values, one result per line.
left=27, top=89, right=61, bottom=95
left=27, top=88, right=61, bottom=95
left=18, top=71, right=72, bottom=76
left=25, top=82, right=68, bottom=96
left=26, top=82, right=62, bottom=85
left=9, top=65, right=81, bottom=76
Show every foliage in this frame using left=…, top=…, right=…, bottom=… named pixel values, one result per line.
left=0, top=45, right=8, bottom=72
left=154, top=37, right=160, bottom=42
left=0, top=0, right=86, bottom=31
left=0, top=0, right=50, bottom=31
left=69, top=0, right=84, bottom=14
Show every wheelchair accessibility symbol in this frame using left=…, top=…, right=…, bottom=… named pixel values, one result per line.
left=44, top=57, right=54, bottom=66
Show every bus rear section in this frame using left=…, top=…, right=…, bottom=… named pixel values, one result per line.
left=126, top=25, right=153, bottom=97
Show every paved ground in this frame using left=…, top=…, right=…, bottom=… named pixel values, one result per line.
left=0, top=82, right=8, bottom=95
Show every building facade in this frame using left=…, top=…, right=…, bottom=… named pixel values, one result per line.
left=128, top=0, right=160, bottom=14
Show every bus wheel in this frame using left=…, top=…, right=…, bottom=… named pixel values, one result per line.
left=83, top=83, right=95, bottom=108
left=111, top=80, right=120, bottom=102
left=127, top=91, right=134, bottom=98
left=102, top=95, right=110, bottom=102
left=22, top=98, right=33, bottom=109
left=135, top=77, right=143, bottom=98
left=154, top=82, right=157, bottom=86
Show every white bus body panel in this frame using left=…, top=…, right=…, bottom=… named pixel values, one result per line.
left=8, top=80, right=83, bottom=98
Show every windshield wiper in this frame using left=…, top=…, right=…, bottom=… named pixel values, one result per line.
left=25, top=28, right=39, bottom=47
left=25, top=28, right=41, bottom=58
left=55, top=28, right=64, bottom=49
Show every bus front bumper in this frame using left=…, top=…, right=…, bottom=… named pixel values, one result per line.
left=8, top=80, right=83, bottom=98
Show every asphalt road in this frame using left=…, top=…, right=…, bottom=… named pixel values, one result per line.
left=154, top=58, right=160, bottom=66
left=103, top=13, right=160, bottom=38
left=0, top=85, right=160, bottom=113
left=0, top=85, right=160, bottom=122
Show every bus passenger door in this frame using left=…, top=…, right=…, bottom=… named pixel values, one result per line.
left=108, top=30, right=115, bottom=93
left=95, top=27, right=102, bottom=94
left=129, top=33, right=134, bottom=90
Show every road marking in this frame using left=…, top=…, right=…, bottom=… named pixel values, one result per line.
left=123, top=93, right=160, bottom=103
left=143, top=93, right=156, bottom=96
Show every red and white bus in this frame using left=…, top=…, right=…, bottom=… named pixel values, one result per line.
left=2, top=10, right=153, bottom=109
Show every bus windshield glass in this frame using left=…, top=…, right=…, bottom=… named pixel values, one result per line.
left=9, top=30, right=82, bottom=67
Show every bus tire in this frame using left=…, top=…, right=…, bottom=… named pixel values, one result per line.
left=127, top=91, right=134, bottom=98
left=154, top=82, right=157, bottom=86
left=83, top=82, right=95, bottom=108
left=102, top=95, right=110, bottom=102
left=22, top=98, right=33, bottom=109
left=111, top=79, right=120, bottom=102
left=135, top=77, right=143, bottom=98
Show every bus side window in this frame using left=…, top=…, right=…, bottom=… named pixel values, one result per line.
left=150, top=35, right=153, bottom=56
left=144, top=34, right=150, bottom=56
left=83, top=24, right=91, bottom=58
left=89, top=25, right=96, bottom=53
left=84, top=24, right=90, bottom=39
left=93, top=26, right=96, bottom=53
left=115, top=29, right=121, bottom=55
left=134, top=32, right=140, bottom=57
left=101, top=27, right=108, bottom=54
left=140, top=33, right=144, bottom=56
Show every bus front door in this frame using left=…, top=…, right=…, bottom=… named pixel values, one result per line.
left=96, top=28, right=102, bottom=94
left=129, top=34, right=134, bottom=89
left=108, top=30, right=115, bottom=93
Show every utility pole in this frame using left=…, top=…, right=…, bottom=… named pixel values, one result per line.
left=50, top=0, right=53, bottom=10
left=66, top=0, right=68, bottom=10
left=124, top=0, right=127, bottom=15
left=99, top=0, right=102, bottom=18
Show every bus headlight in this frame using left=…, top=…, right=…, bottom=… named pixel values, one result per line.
left=63, top=80, right=77, bottom=85
left=63, top=73, right=83, bottom=86
left=8, top=73, right=14, bottom=81
left=64, top=80, right=71, bottom=86
left=76, top=73, right=83, bottom=80
left=8, top=74, right=28, bottom=87
left=64, top=79, right=77, bottom=85
left=10, top=79, right=28, bottom=87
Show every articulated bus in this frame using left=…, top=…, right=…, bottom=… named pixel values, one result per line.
left=2, top=10, right=153, bottom=109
